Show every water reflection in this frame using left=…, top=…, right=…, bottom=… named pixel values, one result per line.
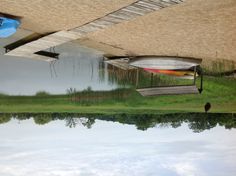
left=0, top=31, right=194, bottom=95
left=1, top=113, right=235, bottom=132
left=0, top=40, right=118, bottom=95
left=105, top=64, right=194, bottom=88
left=0, top=52, right=193, bottom=95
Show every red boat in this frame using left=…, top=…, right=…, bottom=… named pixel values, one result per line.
left=144, top=68, right=198, bottom=79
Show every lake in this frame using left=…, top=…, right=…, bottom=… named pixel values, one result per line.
left=0, top=29, right=195, bottom=95
left=0, top=30, right=119, bottom=95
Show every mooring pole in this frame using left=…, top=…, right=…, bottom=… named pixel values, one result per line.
left=193, top=66, right=197, bottom=85
left=151, top=73, right=154, bottom=87
left=136, top=68, right=139, bottom=88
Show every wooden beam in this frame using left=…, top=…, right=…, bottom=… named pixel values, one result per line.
left=137, top=85, right=199, bottom=96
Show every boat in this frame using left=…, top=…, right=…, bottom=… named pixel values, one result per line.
left=0, top=17, right=20, bottom=38
left=129, top=56, right=202, bottom=70
left=143, top=68, right=198, bottom=79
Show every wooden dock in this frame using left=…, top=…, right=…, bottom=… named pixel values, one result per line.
left=4, top=0, right=185, bottom=61
left=136, top=65, right=203, bottom=96
left=104, top=57, right=136, bottom=70
left=4, top=31, right=81, bottom=61
left=137, top=85, right=199, bottom=96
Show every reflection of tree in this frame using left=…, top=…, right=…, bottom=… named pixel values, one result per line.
left=0, top=113, right=235, bottom=133
left=66, top=88, right=76, bottom=101
left=105, top=65, right=188, bottom=88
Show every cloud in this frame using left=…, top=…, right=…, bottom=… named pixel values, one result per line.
left=0, top=145, right=203, bottom=176
left=1, top=120, right=236, bottom=176
left=167, top=163, right=199, bottom=176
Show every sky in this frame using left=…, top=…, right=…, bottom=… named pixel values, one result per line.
left=0, top=118, right=236, bottom=176
left=0, top=29, right=117, bottom=95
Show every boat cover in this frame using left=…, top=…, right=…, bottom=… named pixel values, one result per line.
left=0, top=17, right=20, bottom=38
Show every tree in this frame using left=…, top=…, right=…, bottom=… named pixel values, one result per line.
left=0, top=113, right=11, bottom=124
left=33, top=114, right=52, bottom=125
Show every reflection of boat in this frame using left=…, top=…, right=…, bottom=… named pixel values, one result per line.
left=143, top=68, right=198, bottom=79
left=129, top=56, right=202, bottom=70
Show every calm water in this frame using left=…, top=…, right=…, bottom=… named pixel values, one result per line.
left=0, top=29, right=192, bottom=95
left=0, top=29, right=120, bottom=95
left=0, top=47, right=118, bottom=95
left=0, top=113, right=236, bottom=176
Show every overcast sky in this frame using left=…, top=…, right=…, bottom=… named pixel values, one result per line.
left=0, top=29, right=117, bottom=95
left=0, top=118, right=236, bottom=176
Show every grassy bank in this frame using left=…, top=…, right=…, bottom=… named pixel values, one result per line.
left=0, top=77, right=235, bottom=113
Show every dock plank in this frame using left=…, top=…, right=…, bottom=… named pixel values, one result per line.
left=137, top=85, right=199, bottom=96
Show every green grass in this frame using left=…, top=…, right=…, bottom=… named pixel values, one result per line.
left=0, top=77, right=235, bottom=114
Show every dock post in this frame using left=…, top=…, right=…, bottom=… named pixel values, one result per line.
left=136, top=68, right=139, bottom=88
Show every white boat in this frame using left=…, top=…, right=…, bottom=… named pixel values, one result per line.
left=129, top=56, right=202, bottom=70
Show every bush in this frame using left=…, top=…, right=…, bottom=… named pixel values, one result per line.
left=35, top=91, right=50, bottom=96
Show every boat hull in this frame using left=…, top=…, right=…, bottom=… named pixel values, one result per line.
left=129, top=56, right=202, bottom=70
left=143, top=68, right=198, bottom=79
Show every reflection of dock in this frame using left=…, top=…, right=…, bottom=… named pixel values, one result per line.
left=3, top=0, right=185, bottom=61
left=104, top=57, right=136, bottom=70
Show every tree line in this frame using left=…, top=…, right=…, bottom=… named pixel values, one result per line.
left=0, top=113, right=235, bottom=133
